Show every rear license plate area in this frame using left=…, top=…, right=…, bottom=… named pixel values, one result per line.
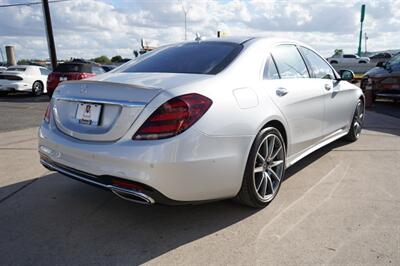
left=76, top=103, right=102, bottom=126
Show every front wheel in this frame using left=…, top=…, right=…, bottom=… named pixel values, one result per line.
left=344, top=99, right=364, bottom=142
left=236, top=127, right=286, bottom=208
left=32, top=81, right=44, bottom=96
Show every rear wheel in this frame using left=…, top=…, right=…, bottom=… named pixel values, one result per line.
left=32, top=81, right=44, bottom=96
left=236, top=127, right=286, bottom=208
left=330, top=60, right=338, bottom=64
left=345, top=99, right=364, bottom=142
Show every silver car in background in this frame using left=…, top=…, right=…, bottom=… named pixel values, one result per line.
left=39, top=37, right=364, bottom=208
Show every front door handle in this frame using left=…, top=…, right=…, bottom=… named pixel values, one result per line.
left=325, top=84, right=332, bottom=91
left=276, top=88, right=288, bottom=97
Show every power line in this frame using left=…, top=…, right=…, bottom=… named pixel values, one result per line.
left=0, top=0, right=68, bottom=8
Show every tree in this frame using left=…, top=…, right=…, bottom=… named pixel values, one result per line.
left=17, top=59, right=30, bottom=65
left=93, top=55, right=111, bottom=64
left=111, top=55, right=123, bottom=62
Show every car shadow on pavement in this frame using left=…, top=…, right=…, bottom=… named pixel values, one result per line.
left=284, top=138, right=348, bottom=180
left=0, top=174, right=259, bottom=265
left=0, top=93, right=49, bottom=103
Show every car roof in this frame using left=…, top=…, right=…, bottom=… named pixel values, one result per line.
left=183, top=36, right=314, bottom=50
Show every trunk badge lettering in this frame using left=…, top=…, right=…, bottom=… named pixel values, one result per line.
left=80, top=85, right=88, bottom=94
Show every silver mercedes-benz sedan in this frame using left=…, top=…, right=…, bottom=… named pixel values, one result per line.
left=38, top=37, right=364, bottom=208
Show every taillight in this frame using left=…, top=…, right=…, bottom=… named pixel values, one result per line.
left=133, top=93, right=212, bottom=140
left=44, top=103, right=52, bottom=123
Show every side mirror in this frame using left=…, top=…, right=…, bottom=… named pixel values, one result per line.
left=339, top=69, right=354, bottom=81
left=376, top=61, right=385, bottom=68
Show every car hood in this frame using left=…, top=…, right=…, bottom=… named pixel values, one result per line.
left=364, top=67, right=389, bottom=78
left=90, top=72, right=213, bottom=90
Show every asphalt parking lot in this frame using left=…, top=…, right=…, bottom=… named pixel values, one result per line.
left=0, top=93, right=399, bottom=265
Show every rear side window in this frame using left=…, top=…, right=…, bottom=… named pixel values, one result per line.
left=122, top=42, right=243, bottom=75
left=55, top=63, right=91, bottom=73
left=299, top=47, right=335, bottom=79
left=40, top=68, right=51, bottom=75
left=271, top=45, right=309, bottom=79
left=343, top=54, right=356, bottom=58
left=263, top=56, right=280, bottom=80
left=92, top=66, right=105, bottom=75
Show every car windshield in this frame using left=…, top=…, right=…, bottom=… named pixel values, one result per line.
left=122, top=42, right=243, bottom=75
left=7, top=67, right=26, bottom=72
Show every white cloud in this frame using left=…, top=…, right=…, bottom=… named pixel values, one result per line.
left=0, top=0, right=398, bottom=61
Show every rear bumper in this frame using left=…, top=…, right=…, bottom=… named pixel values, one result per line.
left=0, top=82, right=30, bottom=92
left=38, top=123, right=253, bottom=203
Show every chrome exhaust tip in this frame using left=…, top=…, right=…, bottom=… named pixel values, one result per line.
left=110, top=186, right=155, bottom=205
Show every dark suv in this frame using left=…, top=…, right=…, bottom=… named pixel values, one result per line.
left=361, top=54, right=400, bottom=101
left=47, top=60, right=105, bottom=97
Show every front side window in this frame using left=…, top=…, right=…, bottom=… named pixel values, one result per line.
left=271, top=45, right=309, bottom=79
left=263, top=55, right=280, bottom=80
left=299, top=47, right=335, bottom=79
left=122, top=42, right=243, bottom=75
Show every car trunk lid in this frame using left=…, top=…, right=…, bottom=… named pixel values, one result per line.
left=52, top=80, right=162, bottom=142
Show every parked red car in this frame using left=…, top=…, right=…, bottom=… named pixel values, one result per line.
left=47, top=61, right=105, bottom=97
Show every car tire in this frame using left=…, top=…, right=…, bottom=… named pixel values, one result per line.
left=32, top=81, right=44, bottom=96
left=330, top=60, right=338, bottom=64
left=344, top=99, right=364, bottom=142
left=235, top=127, right=286, bottom=208
left=359, top=61, right=367, bottom=64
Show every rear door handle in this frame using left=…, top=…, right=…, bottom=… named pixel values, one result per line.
left=276, top=88, right=288, bottom=97
left=325, top=84, right=332, bottom=91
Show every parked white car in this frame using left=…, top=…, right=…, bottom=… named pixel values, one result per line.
left=0, top=65, right=50, bottom=96
left=39, top=37, right=364, bottom=208
left=327, top=54, right=370, bottom=64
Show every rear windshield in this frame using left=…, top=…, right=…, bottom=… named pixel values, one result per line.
left=7, top=67, right=26, bottom=72
left=54, top=63, right=91, bottom=73
left=122, top=42, right=243, bottom=75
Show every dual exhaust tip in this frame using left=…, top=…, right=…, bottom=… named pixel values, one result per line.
left=110, top=186, right=155, bottom=205
left=40, top=159, right=155, bottom=205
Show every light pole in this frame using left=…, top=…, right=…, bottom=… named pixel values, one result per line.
left=365, top=32, right=368, bottom=53
left=182, top=1, right=190, bottom=40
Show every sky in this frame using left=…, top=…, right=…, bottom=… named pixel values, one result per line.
left=0, top=0, right=399, bottom=61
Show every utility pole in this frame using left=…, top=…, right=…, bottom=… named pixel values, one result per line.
left=42, top=0, right=57, bottom=70
left=182, top=2, right=190, bottom=40
left=357, top=4, right=366, bottom=56
left=365, top=32, right=368, bottom=53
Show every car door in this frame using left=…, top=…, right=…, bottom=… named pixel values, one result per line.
left=299, top=47, right=354, bottom=136
left=262, top=44, right=325, bottom=157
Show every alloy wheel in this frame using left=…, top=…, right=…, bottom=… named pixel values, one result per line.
left=253, top=133, right=285, bottom=202
left=353, top=101, right=364, bottom=138
left=33, top=81, right=43, bottom=96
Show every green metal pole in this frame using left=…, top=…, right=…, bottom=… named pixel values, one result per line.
left=358, top=22, right=363, bottom=56
left=357, top=4, right=366, bottom=56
